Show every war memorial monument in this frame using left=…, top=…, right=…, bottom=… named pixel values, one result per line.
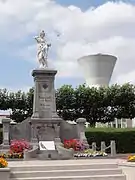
left=0, top=30, right=128, bottom=180
left=0, top=30, right=89, bottom=160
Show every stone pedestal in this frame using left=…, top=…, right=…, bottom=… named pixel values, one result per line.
left=101, top=141, right=106, bottom=153
left=111, top=140, right=116, bottom=156
left=30, top=69, right=62, bottom=144
left=1, top=118, right=11, bottom=148
left=76, top=118, right=89, bottom=148
left=24, top=68, right=74, bottom=160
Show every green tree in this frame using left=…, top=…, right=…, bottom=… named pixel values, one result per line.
left=56, top=85, right=75, bottom=120
left=74, top=84, right=112, bottom=126
left=9, top=88, right=34, bottom=123
left=57, top=83, right=135, bottom=126
left=111, top=83, right=135, bottom=119
left=0, top=89, right=9, bottom=110
left=0, top=83, right=135, bottom=125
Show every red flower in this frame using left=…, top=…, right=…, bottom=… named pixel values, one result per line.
left=63, top=139, right=84, bottom=151
left=10, top=139, right=30, bottom=153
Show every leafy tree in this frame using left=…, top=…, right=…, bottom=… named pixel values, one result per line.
left=25, top=87, right=34, bottom=118
left=111, top=83, right=135, bottom=119
left=0, top=83, right=135, bottom=125
left=56, top=85, right=75, bottom=120
left=0, top=87, right=33, bottom=122
left=9, top=91, right=28, bottom=123
left=74, top=85, right=112, bottom=126
left=56, top=84, right=117, bottom=126
left=0, top=89, right=9, bottom=110
left=56, top=83, right=135, bottom=126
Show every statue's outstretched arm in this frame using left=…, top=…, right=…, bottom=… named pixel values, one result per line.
left=34, top=36, right=39, bottom=42
left=47, top=43, right=51, bottom=47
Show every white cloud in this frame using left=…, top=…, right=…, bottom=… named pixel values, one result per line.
left=0, top=1, right=135, bottom=84
left=116, top=70, right=135, bottom=85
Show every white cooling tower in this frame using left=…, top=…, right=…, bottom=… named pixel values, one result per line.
left=77, top=54, right=117, bottom=87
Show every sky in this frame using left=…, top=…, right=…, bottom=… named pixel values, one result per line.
left=0, top=0, right=135, bottom=92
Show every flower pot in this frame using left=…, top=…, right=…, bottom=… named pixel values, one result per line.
left=0, top=168, right=10, bottom=180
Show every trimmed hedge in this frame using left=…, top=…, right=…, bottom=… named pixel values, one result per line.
left=85, top=128, right=135, bottom=153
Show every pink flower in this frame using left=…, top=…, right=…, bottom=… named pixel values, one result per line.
left=10, top=139, right=30, bottom=153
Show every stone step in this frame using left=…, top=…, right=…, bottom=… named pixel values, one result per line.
left=10, top=164, right=118, bottom=172
left=10, top=168, right=122, bottom=178
left=10, top=174, right=126, bottom=180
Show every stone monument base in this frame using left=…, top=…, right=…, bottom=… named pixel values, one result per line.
left=24, top=143, right=74, bottom=160
left=38, top=150, right=62, bottom=160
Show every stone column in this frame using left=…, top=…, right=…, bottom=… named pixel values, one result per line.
left=31, top=124, right=38, bottom=144
left=2, top=118, right=11, bottom=147
left=31, top=69, right=61, bottom=121
left=30, top=68, right=62, bottom=145
left=101, top=141, right=106, bottom=153
left=111, top=140, right=116, bottom=157
left=76, top=118, right=89, bottom=148
left=92, top=142, right=96, bottom=151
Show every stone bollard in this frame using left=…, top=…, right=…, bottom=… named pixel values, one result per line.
left=2, top=118, right=11, bottom=147
left=101, top=141, right=106, bottom=153
left=110, top=140, right=116, bottom=157
left=76, top=118, right=89, bottom=149
left=92, top=142, right=96, bottom=151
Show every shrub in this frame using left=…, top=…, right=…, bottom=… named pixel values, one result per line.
left=85, top=128, right=135, bottom=153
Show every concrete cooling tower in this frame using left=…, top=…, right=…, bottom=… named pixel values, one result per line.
left=77, top=54, right=117, bottom=87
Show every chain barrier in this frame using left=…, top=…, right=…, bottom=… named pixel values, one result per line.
left=90, top=144, right=111, bottom=151
left=96, top=146, right=101, bottom=151
left=89, top=145, right=92, bottom=148
left=104, top=145, right=111, bottom=150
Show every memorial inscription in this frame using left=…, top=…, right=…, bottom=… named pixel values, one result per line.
left=38, top=92, right=52, bottom=118
left=39, top=95, right=52, bottom=101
